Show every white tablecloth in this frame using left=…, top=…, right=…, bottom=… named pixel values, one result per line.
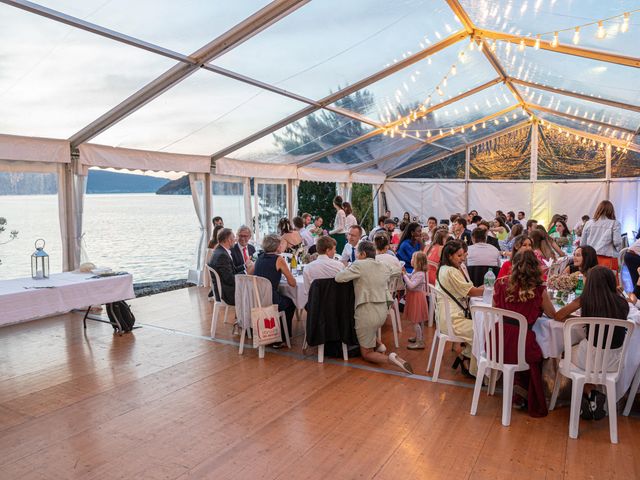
left=278, top=275, right=306, bottom=310
left=0, top=272, right=135, bottom=327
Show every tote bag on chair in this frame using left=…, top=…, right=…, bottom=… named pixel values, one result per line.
left=251, top=277, right=282, bottom=348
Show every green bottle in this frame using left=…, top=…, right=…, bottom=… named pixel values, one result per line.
left=575, top=274, right=584, bottom=296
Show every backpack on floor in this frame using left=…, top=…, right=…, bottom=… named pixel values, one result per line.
left=106, top=301, right=136, bottom=333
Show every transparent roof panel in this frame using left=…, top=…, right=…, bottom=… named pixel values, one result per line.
left=0, top=4, right=175, bottom=138
left=93, top=70, right=306, bottom=155
left=536, top=112, right=639, bottom=147
left=461, top=0, right=640, bottom=57
left=383, top=142, right=450, bottom=174
left=494, top=40, right=640, bottom=106
left=333, top=40, right=497, bottom=124
left=228, top=110, right=375, bottom=164
left=213, top=0, right=462, bottom=100
left=312, top=134, right=420, bottom=166
left=518, top=85, right=640, bottom=132
left=32, top=0, right=271, bottom=54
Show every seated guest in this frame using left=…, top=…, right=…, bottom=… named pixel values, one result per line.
left=254, top=234, right=297, bottom=348
left=425, top=229, right=448, bottom=285
left=517, top=211, right=526, bottom=223
left=335, top=241, right=413, bottom=374
left=467, top=227, right=501, bottom=267
left=212, top=216, right=224, bottom=227
left=498, top=234, right=532, bottom=279
left=491, top=216, right=510, bottom=242
left=563, top=245, right=598, bottom=275
left=308, top=216, right=324, bottom=238
left=493, top=250, right=557, bottom=417
left=535, top=224, right=565, bottom=258
left=207, top=224, right=225, bottom=264
left=368, top=215, right=387, bottom=241
left=303, top=236, right=344, bottom=298
left=293, top=216, right=314, bottom=249
left=506, top=211, right=520, bottom=227
left=624, top=238, right=640, bottom=300
left=341, top=225, right=363, bottom=266
left=550, top=219, right=570, bottom=240
left=397, top=222, right=423, bottom=272
left=453, top=217, right=472, bottom=246
left=385, top=218, right=399, bottom=249
left=526, top=219, right=538, bottom=234
left=301, top=212, right=313, bottom=228
left=374, top=233, right=402, bottom=268
left=547, top=214, right=563, bottom=235
left=477, top=220, right=500, bottom=250
left=468, top=215, right=482, bottom=232
left=208, top=228, right=240, bottom=305
left=501, top=223, right=524, bottom=253
left=230, top=225, right=255, bottom=274
left=425, top=216, right=438, bottom=241
left=279, top=217, right=302, bottom=252
left=436, top=240, right=484, bottom=376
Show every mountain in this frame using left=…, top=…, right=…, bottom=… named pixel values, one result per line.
left=0, top=170, right=169, bottom=195
left=156, top=175, right=190, bottom=195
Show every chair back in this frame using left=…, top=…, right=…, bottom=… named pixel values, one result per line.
left=562, top=317, right=634, bottom=384
left=618, top=247, right=628, bottom=270
left=622, top=233, right=629, bottom=249
left=388, top=273, right=405, bottom=297
left=466, top=265, right=500, bottom=287
left=206, top=265, right=223, bottom=302
left=547, top=256, right=570, bottom=276
left=471, top=305, right=528, bottom=370
left=234, top=275, right=273, bottom=329
left=431, top=286, right=457, bottom=338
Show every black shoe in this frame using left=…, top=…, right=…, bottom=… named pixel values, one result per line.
left=591, top=391, right=607, bottom=420
left=580, top=393, right=594, bottom=420
left=452, top=355, right=474, bottom=378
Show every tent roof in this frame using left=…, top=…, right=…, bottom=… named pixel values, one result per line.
left=1, top=0, right=638, bottom=177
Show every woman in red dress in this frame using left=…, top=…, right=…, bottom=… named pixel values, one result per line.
left=493, top=250, right=557, bottom=417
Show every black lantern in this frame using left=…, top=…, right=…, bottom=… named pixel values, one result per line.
left=31, top=238, right=49, bottom=279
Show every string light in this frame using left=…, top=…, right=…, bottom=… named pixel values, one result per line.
left=490, top=40, right=497, bottom=52
left=436, top=86, right=444, bottom=96
left=518, top=39, right=525, bottom=51
left=450, top=64, right=457, bottom=76
left=534, top=35, right=541, bottom=49
left=573, top=27, right=580, bottom=45
left=551, top=31, right=559, bottom=47
left=621, top=12, right=630, bottom=33
left=596, top=21, right=606, bottom=39
left=505, top=42, right=512, bottom=54
left=472, top=124, right=477, bottom=131
left=442, top=76, right=448, bottom=87
left=469, top=37, right=475, bottom=50
left=427, top=130, right=432, bottom=138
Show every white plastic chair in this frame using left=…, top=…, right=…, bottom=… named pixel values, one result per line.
left=549, top=318, right=634, bottom=444
left=234, top=275, right=291, bottom=358
left=469, top=306, right=530, bottom=427
left=377, top=274, right=404, bottom=348
left=623, top=365, right=640, bottom=416
left=426, top=287, right=469, bottom=382
left=207, top=266, right=233, bottom=338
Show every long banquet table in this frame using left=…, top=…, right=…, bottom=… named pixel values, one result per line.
left=0, top=272, right=135, bottom=327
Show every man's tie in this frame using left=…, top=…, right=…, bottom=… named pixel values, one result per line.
left=243, top=247, right=249, bottom=263
left=350, top=247, right=355, bottom=263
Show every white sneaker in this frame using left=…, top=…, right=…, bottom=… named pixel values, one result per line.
left=375, top=343, right=387, bottom=353
left=389, top=352, right=414, bottom=375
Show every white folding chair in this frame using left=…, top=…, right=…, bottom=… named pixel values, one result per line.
left=426, top=287, right=469, bottom=382
left=549, top=318, right=634, bottom=444
left=234, top=275, right=291, bottom=358
left=469, top=306, right=530, bottom=427
left=623, top=365, right=640, bottom=416
left=207, top=266, right=234, bottom=338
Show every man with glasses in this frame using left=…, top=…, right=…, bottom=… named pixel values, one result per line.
left=230, top=225, right=255, bottom=274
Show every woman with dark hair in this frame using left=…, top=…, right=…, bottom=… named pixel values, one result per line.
left=557, top=266, right=631, bottom=420
left=493, top=250, right=557, bottom=417
left=564, top=245, right=598, bottom=275
left=547, top=214, right=563, bottom=234
left=436, top=240, right=484, bottom=376
left=581, top=200, right=623, bottom=271
left=530, top=229, right=558, bottom=269
left=208, top=224, right=224, bottom=250
left=491, top=216, right=510, bottom=242
left=343, top=202, right=358, bottom=232
left=278, top=217, right=302, bottom=253
left=501, top=223, right=524, bottom=252
left=425, top=229, right=449, bottom=285
left=329, top=195, right=347, bottom=253
left=497, top=234, right=532, bottom=279
left=550, top=219, right=569, bottom=239
left=402, top=211, right=411, bottom=223
left=397, top=222, right=423, bottom=273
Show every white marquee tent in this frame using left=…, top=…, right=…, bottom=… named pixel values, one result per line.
left=1, top=0, right=639, bottom=282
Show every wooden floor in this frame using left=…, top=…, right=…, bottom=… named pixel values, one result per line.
left=2, top=287, right=640, bottom=479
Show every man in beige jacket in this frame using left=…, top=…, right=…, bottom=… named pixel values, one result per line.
left=335, top=241, right=413, bottom=374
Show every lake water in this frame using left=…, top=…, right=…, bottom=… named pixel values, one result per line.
left=0, top=194, right=215, bottom=282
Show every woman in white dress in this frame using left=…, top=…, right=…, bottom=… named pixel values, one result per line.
left=329, top=195, right=347, bottom=253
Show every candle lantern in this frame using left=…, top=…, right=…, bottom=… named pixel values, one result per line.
left=31, top=238, right=49, bottom=279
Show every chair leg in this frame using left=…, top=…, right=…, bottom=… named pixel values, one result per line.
left=389, top=308, right=399, bottom=349
left=239, top=327, right=246, bottom=355
left=223, top=305, right=229, bottom=324
left=210, top=303, right=219, bottom=338
left=623, top=366, right=640, bottom=416
left=342, top=343, right=348, bottom=361
left=488, top=369, right=498, bottom=396
left=318, top=344, right=324, bottom=363
left=549, top=369, right=562, bottom=411
left=568, top=377, right=586, bottom=439
left=377, top=327, right=382, bottom=343
left=247, top=327, right=252, bottom=339
left=394, top=299, right=402, bottom=333
left=432, top=338, right=446, bottom=383
left=280, top=312, right=291, bottom=348
left=258, top=345, right=265, bottom=359
left=606, top=380, right=619, bottom=444
left=501, top=370, right=515, bottom=427
left=427, top=335, right=438, bottom=373
left=470, top=362, right=487, bottom=416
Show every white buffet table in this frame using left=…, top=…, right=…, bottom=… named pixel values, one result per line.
left=0, top=272, right=134, bottom=327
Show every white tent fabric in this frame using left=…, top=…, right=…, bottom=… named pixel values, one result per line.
left=608, top=181, right=640, bottom=236
left=298, top=166, right=351, bottom=182
left=0, top=160, right=60, bottom=173
left=0, top=134, right=69, bottom=164
left=531, top=182, right=607, bottom=229
left=188, top=173, right=208, bottom=287
left=384, top=181, right=466, bottom=223
left=216, top=158, right=297, bottom=180
left=79, top=144, right=210, bottom=174
left=468, top=183, right=532, bottom=221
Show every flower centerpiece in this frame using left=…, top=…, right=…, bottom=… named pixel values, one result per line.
left=546, top=272, right=580, bottom=305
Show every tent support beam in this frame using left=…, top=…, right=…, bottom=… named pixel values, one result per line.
left=527, top=103, right=638, bottom=135
left=510, top=78, right=640, bottom=114
left=210, top=30, right=468, bottom=160
left=295, top=77, right=501, bottom=167
left=68, top=0, right=309, bottom=147
left=351, top=105, right=521, bottom=173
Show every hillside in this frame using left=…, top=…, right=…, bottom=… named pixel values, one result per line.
left=156, top=175, right=190, bottom=195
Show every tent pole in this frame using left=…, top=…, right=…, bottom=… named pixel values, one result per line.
left=606, top=144, right=612, bottom=200
left=464, top=146, right=470, bottom=213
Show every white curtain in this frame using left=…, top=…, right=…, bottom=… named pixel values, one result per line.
left=188, top=173, right=207, bottom=286
left=384, top=180, right=466, bottom=222
left=607, top=181, right=639, bottom=237
left=73, top=173, right=88, bottom=267
left=468, top=183, right=532, bottom=220
left=291, top=179, right=300, bottom=217
left=56, top=163, right=74, bottom=271
left=532, top=182, right=606, bottom=229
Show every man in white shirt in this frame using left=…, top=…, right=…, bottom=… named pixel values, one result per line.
left=368, top=215, right=387, bottom=241
left=293, top=216, right=314, bottom=248
left=341, top=225, right=363, bottom=266
left=467, top=227, right=501, bottom=267
left=303, top=236, right=344, bottom=297
left=374, top=233, right=402, bottom=269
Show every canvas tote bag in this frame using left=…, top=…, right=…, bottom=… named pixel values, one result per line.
left=251, top=276, right=282, bottom=348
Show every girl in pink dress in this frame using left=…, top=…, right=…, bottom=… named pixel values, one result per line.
left=403, top=251, right=429, bottom=349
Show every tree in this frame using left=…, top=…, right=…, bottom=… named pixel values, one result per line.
left=297, top=181, right=335, bottom=228
left=351, top=183, right=374, bottom=232
left=0, top=217, right=18, bottom=266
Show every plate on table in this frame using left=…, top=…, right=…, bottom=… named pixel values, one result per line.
left=91, top=268, right=113, bottom=275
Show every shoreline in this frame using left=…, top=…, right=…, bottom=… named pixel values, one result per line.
left=133, top=279, right=192, bottom=298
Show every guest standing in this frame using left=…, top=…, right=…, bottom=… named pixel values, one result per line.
left=343, top=202, right=358, bottom=231
left=329, top=195, right=347, bottom=253
left=403, top=251, right=429, bottom=350
left=581, top=200, right=623, bottom=271
left=493, top=250, right=557, bottom=417
left=397, top=222, right=423, bottom=272
left=426, top=229, right=448, bottom=285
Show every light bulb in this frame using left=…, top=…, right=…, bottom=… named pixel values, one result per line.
left=469, top=37, right=475, bottom=50
left=534, top=35, right=540, bottom=49
left=436, top=86, right=444, bottom=96
left=573, top=27, right=580, bottom=45
left=490, top=40, right=497, bottom=52
left=472, top=124, right=477, bottom=131
left=451, top=64, right=457, bottom=76
left=506, top=42, right=512, bottom=54
left=551, top=31, right=559, bottom=47
left=427, top=130, right=432, bottom=138
left=596, top=21, right=606, bottom=39
left=621, top=13, right=630, bottom=33
left=478, top=41, right=483, bottom=51
left=442, top=76, right=448, bottom=87
left=450, top=128, right=455, bottom=134
left=415, top=131, right=420, bottom=139
left=494, top=119, right=499, bottom=125
left=482, top=122, right=486, bottom=128
left=390, top=129, right=395, bottom=138
left=428, top=57, right=432, bottom=65
left=401, top=130, right=406, bottom=138
left=439, top=129, right=444, bottom=136
left=518, top=39, right=525, bottom=51
left=461, top=126, right=465, bottom=133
